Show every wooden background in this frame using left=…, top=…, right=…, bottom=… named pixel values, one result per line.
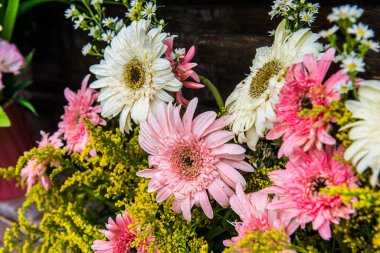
left=12, top=0, right=380, bottom=139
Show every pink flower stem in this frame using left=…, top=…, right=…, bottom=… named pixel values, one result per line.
left=199, top=75, right=224, bottom=111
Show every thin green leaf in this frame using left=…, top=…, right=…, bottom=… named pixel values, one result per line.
left=1, top=0, right=20, bottom=41
left=18, top=0, right=69, bottom=16
left=14, top=80, right=33, bottom=93
left=24, top=49, right=35, bottom=67
left=206, top=226, right=225, bottom=241
left=0, top=0, right=5, bottom=23
left=16, top=98, right=37, bottom=115
left=0, top=106, right=11, bottom=127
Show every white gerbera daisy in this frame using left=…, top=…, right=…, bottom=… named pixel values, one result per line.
left=89, top=19, right=182, bottom=132
left=225, top=20, right=322, bottom=150
left=344, top=80, right=380, bottom=185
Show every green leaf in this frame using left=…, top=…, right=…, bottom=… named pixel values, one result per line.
left=18, top=0, right=69, bottom=16
left=15, top=98, right=37, bottom=115
left=14, top=80, right=33, bottom=93
left=24, top=49, right=35, bottom=67
left=1, top=0, right=20, bottom=41
left=206, top=226, right=225, bottom=241
left=0, top=106, right=11, bottom=127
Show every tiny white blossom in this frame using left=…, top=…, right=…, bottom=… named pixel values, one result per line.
left=102, top=30, right=115, bottom=43
left=333, top=80, right=354, bottom=94
left=125, top=7, right=136, bottom=18
left=73, top=15, right=84, bottom=30
left=102, top=17, right=118, bottom=27
left=348, top=23, right=374, bottom=41
left=361, top=40, right=380, bottom=52
left=308, top=3, right=320, bottom=14
left=91, top=0, right=103, bottom=5
left=141, top=2, right=157, bottom=19
left=300, top=11, right=315, bottom=25
left=319, top=25, right=339, bottom=38
left=88, top=25, right=100, bottom=37
left=171, top=48, right=186, bottom=60
left=130, top=0, right=138, bottom=7
left=341, top=55, right=365, bottom=73
left=82, top=43, right=92, bottom=56
left=65, top=5, right=76, bottom=19
left=115, top=19, right=124, bottom=31
left=159, top=19, right=165, bottom=26
left=327, top=5, right=363, bottom=23
left=333, top=54, right=343, bottom=63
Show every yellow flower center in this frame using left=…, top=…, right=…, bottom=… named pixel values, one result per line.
left=348, top=63, right=357, bottom=71
left=357, top=29, right=366, bottom=37
left=250, top=60, right=282, bottom=99
left=123, top=58, right=146, bottom=90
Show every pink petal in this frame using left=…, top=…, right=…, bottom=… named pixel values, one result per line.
left=211, top=144, right=245, bottom=156
left=198, top=191, right=213, bottom=219
left=204, top=130, right=234, bottom=148
left=192, top=111, right=217, bottom=138
left=216, top=162, right=246, bottom=189
left=183, top=98, right=198, bottom=132
left=202, top=115, right=232, bottom=137
left=156, top=187, right=172, bottom=202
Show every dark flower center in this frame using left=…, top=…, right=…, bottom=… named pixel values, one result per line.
left=123, top=58, right=146, bottom=90
left=310, top=176, right=328, bottom=194
left=172, top=146, right=202, bottom=179
left=249, top=60, right=282, bottom=99
left=300, top=96, right=313, bottom=109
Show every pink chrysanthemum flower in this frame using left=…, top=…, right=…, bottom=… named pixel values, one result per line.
left=58, top=75, right=106, bottom=153
left=137, top=98, right=254, bottom=220
left=164, top=37, right=204, bottom=106
left=267, top=49, right=348, bottom=158
left=0, top=39, right=25, bottom=90
left=92, top=212, right=155, bottom=253
left=20, top=131, right=63, bottom=192
left=223, top=184, right=298, bottom=248
left=264, top=147, right=358, bottom=240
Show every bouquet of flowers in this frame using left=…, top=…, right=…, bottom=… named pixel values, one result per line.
left=1, top=0, right=380, bottom=252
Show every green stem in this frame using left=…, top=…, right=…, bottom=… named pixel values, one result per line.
left=199, top=75, right=224, bottom=111
left=83, top=186, right=115, bottom=209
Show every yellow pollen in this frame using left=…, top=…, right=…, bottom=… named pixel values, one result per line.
left=123, top=58, right=146, bottom=90
left=348, top=63, right=357, bottom=70
left=250, top=60, right=282, bottom=99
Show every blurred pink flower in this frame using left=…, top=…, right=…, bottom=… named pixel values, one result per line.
left=137, top=98, right=253, bottom=221
left=20, top=131, right=63, bottom=192
left=223, top=184, right=298, bottom=248
left=264, top=147, right=358, bottom=240
left=0, top=39, right=25, bottom=90
left=267, top=49, right=348, bottom=158
left=164, top=37, right=204, bottom=106
left=92, top=212, right=154, bottom=253
left=58, top=75, right=106, bottom=154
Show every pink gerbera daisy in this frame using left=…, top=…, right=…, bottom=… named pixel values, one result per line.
left=0, top=39, right=25, bottom=90
left=267, top=49, right=349, bottom=158
left=223, top=184, right=298, bottom=248
left=91, top=212, right=154, bottom=253
left=20, top=131, right=63, bottom=192
left=58, top=75, right=106, bottom=153
left=137, top=98, right=254, bottom=220
left=264, top=147, right=358, bottom=240
left=164, top=37, right=204, bottom=106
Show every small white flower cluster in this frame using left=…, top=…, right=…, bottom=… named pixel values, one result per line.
left=64, top=1, right=128, bottom=57
left=126, top=0, right=157, bottom=21
left=269, top=0, right=319, bottom=31
left=322, top=5, right=379, bottom=77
